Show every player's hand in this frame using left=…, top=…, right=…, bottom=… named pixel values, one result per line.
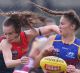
left=41, top=45, right=53, bottom=56
left=20, top=56, right=29, bottom=64
left=67, top=65, right=77, bottom=73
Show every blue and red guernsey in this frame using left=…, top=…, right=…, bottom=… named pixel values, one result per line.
left=53, top=34, right=80, bottom=65
left=11, top=32, right=29, bottom=59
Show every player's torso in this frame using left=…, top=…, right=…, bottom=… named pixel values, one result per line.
left=53, top=34, right=80, bottom=65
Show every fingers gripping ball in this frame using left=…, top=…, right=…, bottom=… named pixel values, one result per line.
left=40, top=56, right=67, bottom=73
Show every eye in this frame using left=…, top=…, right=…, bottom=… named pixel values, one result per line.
left=61, top=22, right=64, bottom=25
left=4, top=33, right=7, bottom=35
left=4, top=31, right=14, bottom=36
left=8, top=32, right=13, bottom=35
left=60, top=22, right=62, bottom=25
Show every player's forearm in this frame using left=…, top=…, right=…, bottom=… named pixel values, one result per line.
left=5, top=59, right=21, bottom=68
left=34, top=51, right=44, bottom=68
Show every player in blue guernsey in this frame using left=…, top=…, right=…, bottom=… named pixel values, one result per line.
left=53, top=34, right=80, bottom=65
left=31, top=9, right=80, bottom=73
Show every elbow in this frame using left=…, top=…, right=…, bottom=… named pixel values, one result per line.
left=5, top=64, right=11, bottom=68
left=5, top=59, right=21, bottom=68
left=5, top=61, right=12, bottom=68
left=5, top=63, right=11, bottom=68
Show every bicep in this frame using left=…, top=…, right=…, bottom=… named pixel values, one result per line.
left=39, top=25, right=59, bottom=35
left=24, top=28, right=39, bottom=38
left=24, top=25, right=59, bottom=38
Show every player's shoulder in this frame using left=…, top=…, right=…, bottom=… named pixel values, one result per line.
left=74, top=38, right=80, bottom=46
left=0, top=39, right=12, bottom=50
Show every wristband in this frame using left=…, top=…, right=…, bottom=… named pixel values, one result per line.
left=39, top=29, right=42, bottom=36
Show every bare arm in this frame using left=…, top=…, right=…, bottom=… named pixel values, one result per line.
left=0, top=39, right=22, bottom=68
left=29, top=35, right=56, bottom=68
left=29, top=40, right=41, bottom=59
left=1, top=40, right=29, bottom=68
left=38, top=24, right=60, bottom=35
left=67, top=65, right=80, bottom=73
left=29, top=40, right=44, bottom=67
left=24, top=24, right=59, bottom=38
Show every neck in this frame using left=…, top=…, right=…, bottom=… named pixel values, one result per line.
left=13, top=36, right=21, bottom=43
left=62, top=33, right=75, bottom=44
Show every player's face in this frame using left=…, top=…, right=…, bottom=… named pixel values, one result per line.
left=3, top=25, right=19, bottom=43
left=59, top=16, right=74, bottom=36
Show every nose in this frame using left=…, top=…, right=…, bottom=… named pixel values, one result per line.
left=59, top=23, right=62, bottom=29
left=59, top=24, right=61, bottom=29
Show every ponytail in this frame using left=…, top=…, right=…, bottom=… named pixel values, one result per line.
left=31, top=2, right=80, bottom=30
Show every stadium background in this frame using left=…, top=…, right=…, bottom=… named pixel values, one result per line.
left=0, top=0, right=80, bottom=37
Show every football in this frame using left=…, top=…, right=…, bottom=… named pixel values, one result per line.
left=40, top=56, right=67, bottom=73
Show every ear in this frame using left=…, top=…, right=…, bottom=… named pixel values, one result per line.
left=71, top=24, right=76, bottom=30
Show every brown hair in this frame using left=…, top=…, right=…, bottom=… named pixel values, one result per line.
left=31, top=2, right=80, bottom=30
left=1, top=11, right=47, bottom=33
